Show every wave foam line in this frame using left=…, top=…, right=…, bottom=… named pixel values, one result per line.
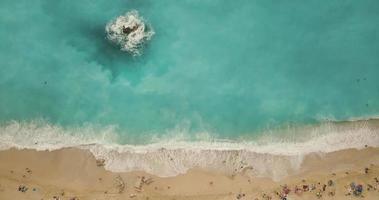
left=0, top=119, right=378, bottom=181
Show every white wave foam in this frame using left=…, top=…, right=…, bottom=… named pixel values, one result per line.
left=105, top=10, right=154, bottom=56
left=0, top=120, right=119, bottom=151
left=0, top=119, right=378, bottom=181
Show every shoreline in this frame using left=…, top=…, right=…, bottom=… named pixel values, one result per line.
left=1, top=147, right=379, bottom=199
left=1, top=119, right=379, bottom=180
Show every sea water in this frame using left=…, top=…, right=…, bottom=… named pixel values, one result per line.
left=1, top=0, right=379, bottom=180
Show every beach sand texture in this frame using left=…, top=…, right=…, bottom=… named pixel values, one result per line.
left=1, top=147, right=379, bottom=200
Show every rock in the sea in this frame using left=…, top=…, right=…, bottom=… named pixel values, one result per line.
left=106, top=10, right=154, bottom=56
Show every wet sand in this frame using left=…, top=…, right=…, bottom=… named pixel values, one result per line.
left=0, top=147, right=379, bottom=200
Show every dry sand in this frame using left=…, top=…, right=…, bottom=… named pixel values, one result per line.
left=0, top=147, right=379, bottom=200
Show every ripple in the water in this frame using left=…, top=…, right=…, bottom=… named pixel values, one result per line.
left=106, top=10, right=154, bottom=56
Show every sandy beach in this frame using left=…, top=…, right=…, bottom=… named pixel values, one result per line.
left=0, top=147, right=378, bottom=200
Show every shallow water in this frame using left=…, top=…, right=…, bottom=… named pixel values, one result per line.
left=1, top=0, right=379, bottom=159
left=1, top=0, right=379, bottom=179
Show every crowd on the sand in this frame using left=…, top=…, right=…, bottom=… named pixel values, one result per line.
left=234, top=167, right=379, bottom=200
left=242, top=178, right=376, bottom=200
left=7, top=161, right=379, bottom=200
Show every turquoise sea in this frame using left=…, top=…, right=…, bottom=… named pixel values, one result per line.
left=1, top=0, right=379, bottom=179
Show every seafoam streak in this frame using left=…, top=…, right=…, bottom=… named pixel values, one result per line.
left=0, top=119, right=378, bottom=181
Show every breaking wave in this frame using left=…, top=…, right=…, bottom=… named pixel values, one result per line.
left=0, top=119, right=379, bottom=181
left=105, top=10, right=154, bottom=56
